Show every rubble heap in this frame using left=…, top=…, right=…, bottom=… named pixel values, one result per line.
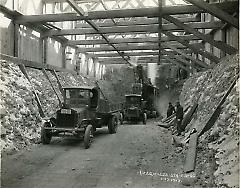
left=179, top=54, right=239, bottom=187
left=0, top=61, right=42, bottom=153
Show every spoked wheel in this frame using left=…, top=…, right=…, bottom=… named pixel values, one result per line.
left=108, top=115, right=118, bottom=134
left=142, top=113, right=147, bottom=125
left=84, top=125, right=93, bottom=149
left=41, top=122, right=52, bottom=144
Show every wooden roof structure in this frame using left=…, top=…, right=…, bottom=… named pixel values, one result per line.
left=1, top=0, right=239, bottom=71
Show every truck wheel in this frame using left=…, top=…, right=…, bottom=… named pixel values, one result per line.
left=84, top=125, right=93, bottom=149
left=108, top=115, right=118, bottom=134
left=142, top=113, right=147, bottom=125
left=41, top=122, right=52, bottom=144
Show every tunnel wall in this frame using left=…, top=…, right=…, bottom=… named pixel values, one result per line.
left=179, top=53, right=239, bottom=187
left=0, top=0, right=105, bottom=78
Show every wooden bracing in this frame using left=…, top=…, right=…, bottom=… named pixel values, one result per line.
left=0, top=0, right=238, bottom=68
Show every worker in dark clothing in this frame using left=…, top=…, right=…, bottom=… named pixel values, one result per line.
left=167, top=102, right=175, bottom=117
left=175, top=101, right=184, bottom=135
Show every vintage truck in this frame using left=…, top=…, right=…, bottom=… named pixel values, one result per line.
left=124, top=94, right=147, bottom=124
left=41, top=85, right=124, bottom=149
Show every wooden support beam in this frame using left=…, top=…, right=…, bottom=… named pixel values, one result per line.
left=75, top=17, right=200, bottom=28
left=88, top=50, right=192, bottom=57
left=77, top=44, right=187, bottom=53
left=163, top=15, right=238, bottom=55
left=162, top=30, right=220, bottom=64
left=184, top=0, right=238, bottom=29
left=158, top=0, right=163, bottom=65
left=18, top=64, right=45, bottom=118
left=163, top=42, right=209, bottom=68
left=66, top=0, right=131, bottom=65
left=43, top=21, right=223, bottom=37
left=14, top=1, right=238, bottom=24
left=42, top=68, right=62, bottom=107
left=51, top=70, right=64, bottom=95
left=66, top=35, right=200, bottom=45
left=62, top=45, right=66, bottom=69
left=14, top=23, right=19, bottom=57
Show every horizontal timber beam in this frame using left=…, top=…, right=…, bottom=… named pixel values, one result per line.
left=77, top=44, right=187, bottom=52
left=43, top=22, right=223, bottom=37
left=66, top=35, right=200, bottom=45
left=75, top=17, right=200, bottom=28
left=89, top=50, right=192, bottom=57
left=15, top=1, right=238, bottom=24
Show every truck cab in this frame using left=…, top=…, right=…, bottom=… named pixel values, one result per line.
left=124, top=94, right=147, bottom=124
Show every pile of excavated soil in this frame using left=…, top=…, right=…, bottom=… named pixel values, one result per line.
left=0, top=61, right=42, bottom=153
left=179, top=54, right=239, bottom=187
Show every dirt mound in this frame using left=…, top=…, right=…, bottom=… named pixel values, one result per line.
left=179, top=54, right=239, bottom=187
left=0, top=61, right=42, bottom=153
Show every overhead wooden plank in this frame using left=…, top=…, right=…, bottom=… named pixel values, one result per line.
left=184, top=132, right=198, bottom=173
left=43, top=21, right=223, bottom=37
left=14, top=1, right=238, bottom=24
left=91, top=50, right=192, bottom=57
left=66, top=35, right=200, bottom=45
left=162, top=42, right=210, bottom=68
left=75, top=17, right=200, bottom=28
left=77, top=44, right=187, bottom=53
left=184, top=0, right=238, bottom=29
left=163, top=15, right=238, bottom=55
left=162, top=30, right=220, bottom=64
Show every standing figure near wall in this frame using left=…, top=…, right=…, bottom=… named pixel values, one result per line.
left=175, top=101, right=184, bottom=136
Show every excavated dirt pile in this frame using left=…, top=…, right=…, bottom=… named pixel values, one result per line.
left=179, top=54, right=239, bottom=187
left=0, top=61, right=42, bottom=153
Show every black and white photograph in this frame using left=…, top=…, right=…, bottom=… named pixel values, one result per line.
left=0, top=0, right=239, bottom=187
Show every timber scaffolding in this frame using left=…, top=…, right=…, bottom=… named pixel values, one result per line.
left=0, top=0, right=239, bottom=73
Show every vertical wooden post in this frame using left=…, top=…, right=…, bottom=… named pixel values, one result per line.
left=93, top=58, right=96, bottom=78
left=86, top=57, right=89, bottom=75
left=42, top=37, right=48, bottom=64
left=62, top=44, right=66, bottom=69
left=221, top=29, right=226, bottom=58
left=157, top=0, right=163, bottom=65
left=14, top=23, right=19, bottom=57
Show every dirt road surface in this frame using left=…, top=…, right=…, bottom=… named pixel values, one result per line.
left=1, top=121, right=188, bottom=188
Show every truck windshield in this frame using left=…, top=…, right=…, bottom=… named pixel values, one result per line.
left=126, top=96, right=141, bottom=107
left=65, top=89, right=91, bottom=108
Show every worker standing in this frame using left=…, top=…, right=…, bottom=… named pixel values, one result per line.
left=175, top=101, right=184, bottom=136
left=167, top=102, right=175, bottom=117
